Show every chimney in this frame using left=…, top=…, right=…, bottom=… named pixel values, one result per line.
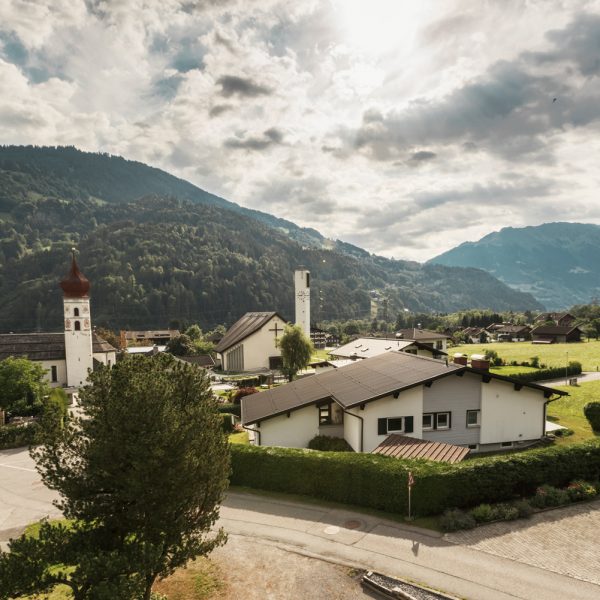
left=453, top=353, right=468, bottom=366
left=470, top=354, right=490, bottom=371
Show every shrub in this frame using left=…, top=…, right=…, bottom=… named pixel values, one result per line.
left=553, top=428, right=574, bottom=438
left=494, top=503, right=519, bottom=521
left=512, top=499, right=534, bottom=518
left=566, top=480, right=597, bottom=502
left=440, top=509, right=476, bottom=532
left=584, top=402, right=600, bottom=432
left=233, top=387, right=259, bottom=405
left=217, top=403, right=241, bottom=417
left=220, top=413, right=235, bottom=433
left=470, top=503, right=496, bottom=523
left=530, top=356, right=540, bottom=369
left=307, top=435, right=353, bottom=452
left=510, top=362, right=582, bottom=383
left=531, top=485, right=570, bottom=508
left=0, top=422, right=38, bottom=449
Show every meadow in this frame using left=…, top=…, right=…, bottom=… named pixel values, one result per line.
left=451, top=340, right=600, bottom=371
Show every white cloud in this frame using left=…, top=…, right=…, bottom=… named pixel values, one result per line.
left=1, top=0, right=600, bottom=262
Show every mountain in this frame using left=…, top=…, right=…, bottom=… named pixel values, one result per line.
left=429, top=222, right=600, bottom=309
left=0, top=146, right=542, bottom=332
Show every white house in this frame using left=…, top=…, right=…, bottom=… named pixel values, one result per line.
left=241, top=352, right=566, bottom=455
left=0, top=255, right=117, bottom=394
left=330, top=337, right=447, bottom=361
left=394, top=328, right=450, bottom=351
left=215, top=312, right=288, bottom=372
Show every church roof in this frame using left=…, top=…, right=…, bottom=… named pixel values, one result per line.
left=215, top=312, right=286, bottom=353
left=0, top=332, right=117, bottom=361
left=60, top=254, right=90, bottom=298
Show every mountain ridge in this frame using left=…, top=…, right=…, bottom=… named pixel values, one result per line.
left=429, top=222, right=600, bottom=309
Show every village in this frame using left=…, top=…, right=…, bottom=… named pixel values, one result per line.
left=1, top=254, right=600, bottom=599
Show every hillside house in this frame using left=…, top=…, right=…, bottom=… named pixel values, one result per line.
left=119, top=329, right=179, bottom=348
left=534, top=312, right=576, bottom=327
left=216, top=312, right=287, bottom=372
left=461, top=327, right=491, bottom=343
left=395, top=328, right=450, bottom=351
left=241, top=352, right=565, bottom=455
left=531, top=325, right=583, bottom=344
left=495, top=324, right=531, bottom=342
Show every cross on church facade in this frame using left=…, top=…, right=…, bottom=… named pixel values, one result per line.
left=269, top=321, right=283, bottom=340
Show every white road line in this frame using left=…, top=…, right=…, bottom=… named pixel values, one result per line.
left=0, top=463, right=36, bottom=473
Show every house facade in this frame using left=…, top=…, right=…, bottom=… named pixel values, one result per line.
left=531, top=325, right=583, bottom=344
left=330, top=337, right=447, bottom=360
left=242, top=352, right=565, bottom=454
left=216, top=312, right=287, bottom=372
left=394, top=328, right=450, bottom=351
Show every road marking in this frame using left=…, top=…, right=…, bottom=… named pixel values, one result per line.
left=0, top=463, right=36, bottom=473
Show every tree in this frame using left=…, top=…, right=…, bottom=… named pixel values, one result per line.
left=165, top=333, right=195, bottom=356
left=0, top=354, right=230, bottom=599
left=184, top=324, right=202, bottom=341
left=279, top=325, right=313, bottom=381
left=0, top=357, right=50, bottom=418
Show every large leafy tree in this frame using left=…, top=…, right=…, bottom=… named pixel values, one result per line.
left=0, top=357, right=50, bottom=417
left=279, top=325, right=313, bottom=381
left=0, top=354, right=230, bottom=599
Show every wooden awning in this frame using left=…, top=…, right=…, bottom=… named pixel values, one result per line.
left=372, top=434, right=470, bottom=464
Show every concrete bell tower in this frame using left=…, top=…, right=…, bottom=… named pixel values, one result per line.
left=60, top=252, right=93, bottom=388
left=294, top=267, right=311, bottom=338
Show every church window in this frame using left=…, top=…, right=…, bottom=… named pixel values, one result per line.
left=306, top=273, right=310, bottom=288
left=74, top=321, right=81, bottom=331
left=74, top=308, right=80, bottom=317
left=51, top=366, right=58, bottom=382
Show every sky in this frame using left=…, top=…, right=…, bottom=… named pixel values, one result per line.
left=1, top=1, right=600, bottom=262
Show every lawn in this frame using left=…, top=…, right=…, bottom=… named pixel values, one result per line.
left=452, top=340, right=600, bottom=371
left=547, top=380, right=600, bottom=445
left=490, top=365, right=539, bottom=376
left=311, top=348, right=330, bottom=361
left=229, top=431, right=249, bottom=445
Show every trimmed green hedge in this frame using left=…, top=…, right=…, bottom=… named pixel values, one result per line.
left=584, top=402, right=600, bottom=431
left=230, top=440, right=600, bottom=516
left=511, top=362, right=582, bottom=383
left=0, top=423, right=38, bottom=449
left=217, top=403, right=241, bottom=417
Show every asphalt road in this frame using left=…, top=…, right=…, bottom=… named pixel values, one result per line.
left=1, top=448, right=599, bottom=600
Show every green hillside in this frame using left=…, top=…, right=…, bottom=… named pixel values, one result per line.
left=429, top=222, right=600, bottom=309
left=0, top=146, right=542, bottom=332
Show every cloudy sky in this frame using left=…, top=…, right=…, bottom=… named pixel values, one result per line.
left=2, top=1, right=600, bottom=261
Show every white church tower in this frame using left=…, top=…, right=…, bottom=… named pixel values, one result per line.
left=60, top=253, right=94, bottom=388
left=294, top=267, right=311, bottom=338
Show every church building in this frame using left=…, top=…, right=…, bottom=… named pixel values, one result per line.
left=0, top=254, right=117, bottom=393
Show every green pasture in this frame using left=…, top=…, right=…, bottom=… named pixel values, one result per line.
left=548, top=380, right=600, bottom=445
left=452, top=340, right=600, bottom=371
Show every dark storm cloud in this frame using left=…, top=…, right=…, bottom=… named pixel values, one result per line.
left=349, top=14, right=600, bottom=164
left=224, top=127, right=284, bottom=150
left=216, top=75, right=273, bottom=98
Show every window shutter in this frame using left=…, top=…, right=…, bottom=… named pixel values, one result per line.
left=378, top=418, right=387, bottom=435
left=404, top=416, right=414, bottom=433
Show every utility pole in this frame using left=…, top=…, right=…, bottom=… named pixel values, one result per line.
left=565, top=351, right=569, bottom=385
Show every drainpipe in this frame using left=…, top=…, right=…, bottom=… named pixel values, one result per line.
left=242, top=423, right=261, bottom=446
left=339, top=405, right=364, bottom=453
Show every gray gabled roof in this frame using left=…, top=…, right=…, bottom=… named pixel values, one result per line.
left=242, top=352, right=461, bottom=425
left=531, top=325, right=582, bottom=335
left=242, top=351, right=568, bottom=425
left=0, top=332, right=117, bottom=361
left=215, top=312, right=286, bottom=353
left=395, top=328, right=450, bottom=341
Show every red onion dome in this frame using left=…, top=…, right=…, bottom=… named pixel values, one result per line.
left=60, top=253, right=90, bottom=298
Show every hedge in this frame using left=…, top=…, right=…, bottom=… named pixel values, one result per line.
left=584, top=402, right=600, bottom=431
left=230, top=440, right=600, bottom=517
left=217, top=403, right=241, bottom=417
left=0, top=423, right=38, bottom=449
left=510, top=362, right=582, bottom=383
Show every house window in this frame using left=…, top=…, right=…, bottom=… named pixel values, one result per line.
left=422, top=413, right=434, bottom=431
left=74, top=307, right=80, bottom=317
left=436, top=340, right=443, bottom=350
left=501, top=441, right=513, bottom=447
left=74, top=320, right=81, bottom=331
left=378, top=416, right=414, bottom=435
left=51, top=366, right=58, bottom=382
left=468, top=444, right=478, bottom=450
left=466, top=410, right=481, bottom=428
left=436, top=412, right=450, bottom=430
left=318, top=404, right=332, bottom=425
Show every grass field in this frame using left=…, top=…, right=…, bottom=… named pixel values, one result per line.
left=547, top=381, right=600, bottom=445
left=229, top=431, right=249, bottom=444
left=452, top=340, right=600, bottom=371
left=489, top=365, right=539, bottom=376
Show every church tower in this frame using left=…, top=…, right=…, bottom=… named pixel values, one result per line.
left=60, top=252, right=93, bottom=388
left=294, top=267, right=311, bottom=338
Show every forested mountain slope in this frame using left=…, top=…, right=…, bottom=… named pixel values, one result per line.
left=0, top=146, right=542, bottom=331
left=429, top=222, right=600, bottom=310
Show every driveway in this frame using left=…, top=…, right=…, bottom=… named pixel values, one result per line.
left=2, top=447, right=599, bottom=600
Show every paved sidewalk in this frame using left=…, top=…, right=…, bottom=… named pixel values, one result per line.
left=445, top=499, right=600, bottom=586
